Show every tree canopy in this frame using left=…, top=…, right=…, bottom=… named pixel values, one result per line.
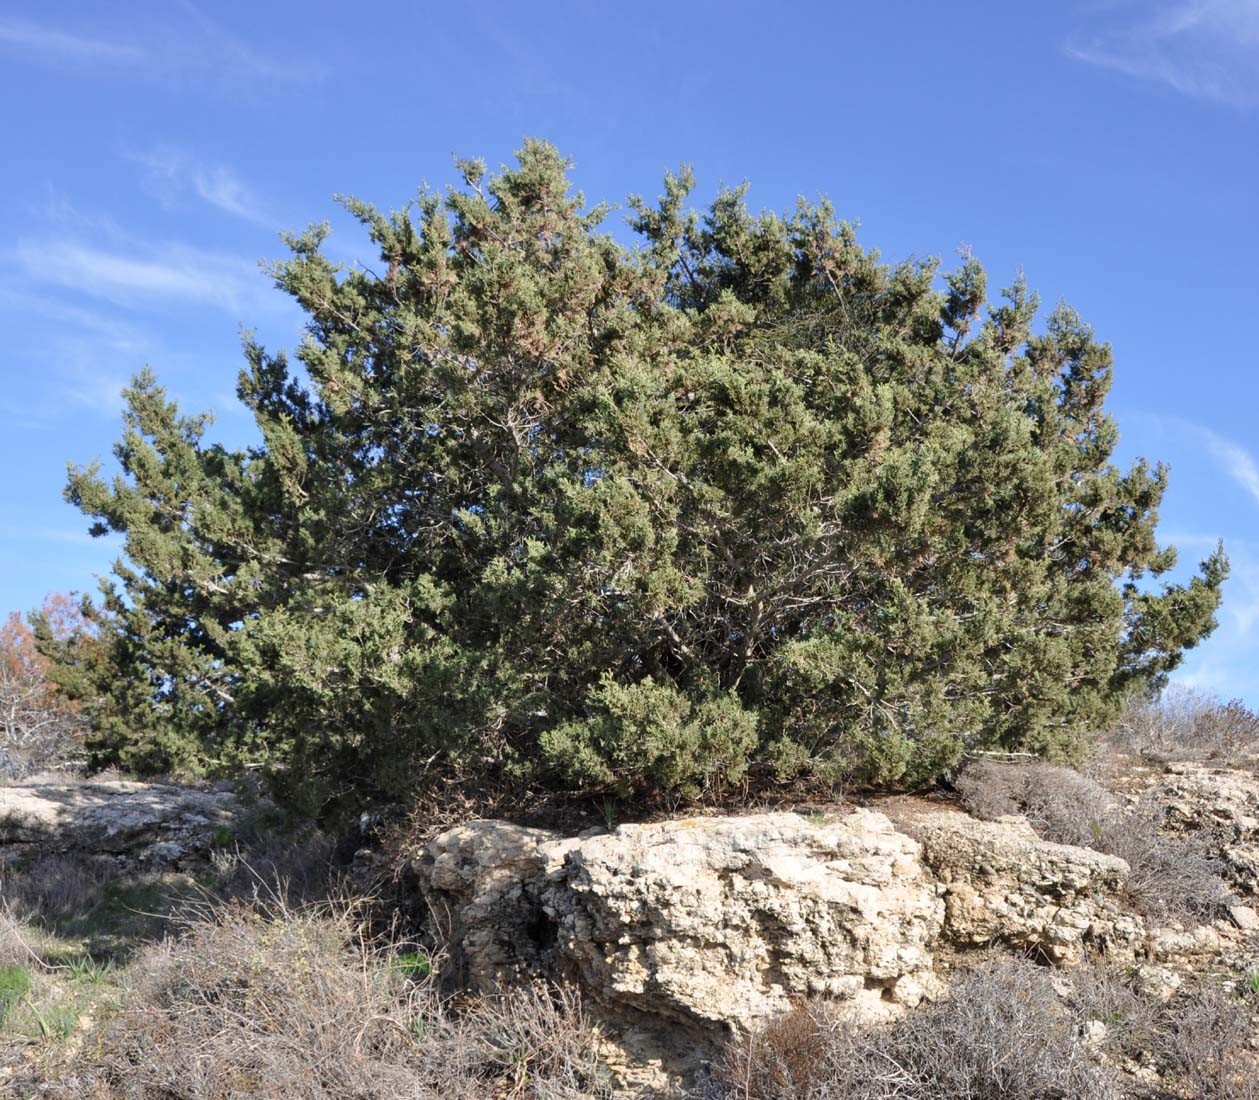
left=53, top=140, right=1227, bottom=810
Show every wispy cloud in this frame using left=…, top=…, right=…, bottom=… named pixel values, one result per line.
left=1066, top=0, right=1259, bottom=107
left=131, top=148, right=272, bottom=225
left=1200, top=427, right=1259, bottom=508
left=0, top=16, right=142, bottom=62
left=13, top=238, right=272, bottom=315
left=1134, top=413, right=1259, bottom=510
left=0, top=5, right=323, bottom=92
left=170, top=0, right=321, bottom=86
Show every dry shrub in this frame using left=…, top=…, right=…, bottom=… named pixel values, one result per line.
left=955, top=759, right=1230, bottom=920
left=0, top=853, right=111, bottom=925
left=210, top=830, right=340, bottom=908
left=1105, top=686, right=1259, bottom=765
left=35, top=896, right=609, bottom=1100
left=718, top=1000, right=850, bottom=1100
left=1068, top=961, right=1164, bottom=1066
left=0, top=904, right=35, bottom=968
left=1157, top=985, right=1259, bottom=1100
left=714, top=955, right=1118, bottom=1100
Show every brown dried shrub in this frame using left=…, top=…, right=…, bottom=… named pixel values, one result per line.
left=1105, top=687, right=1259, bottom=765
left=712, top=955, right=1119, bottom=1100
left=1156, top=984, right=1259, bottom=1100
left=28, top=896, right=610, bottom=1100
left=955, top=759, right=1231, bottom=920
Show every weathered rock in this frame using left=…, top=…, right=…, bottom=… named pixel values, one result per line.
left=1148, top=924, right=1225, bottom=963
left=1132, top=964, right=1182, bottom=1002
left=1146, top=763, right=1259, bottom=896
left=545, top=811, right=943, bottom=1032
left=0, top=779, right=256, bottom=865
left=419, top=810, right=944, bottom=1091
left=422, top=811, right=943, bottom=1036
left=419, top=820, right=580, bottom=988
left=1229, top=904, right=1259, bottom=931
left=416, top=806, right=1152, bottom=1092
left=905, top=811, right=1143, bottom=964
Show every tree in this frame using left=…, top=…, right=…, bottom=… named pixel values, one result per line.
left=59, top=141, right=1226, bottom=810
left=0, top=593, right=91, bottom=778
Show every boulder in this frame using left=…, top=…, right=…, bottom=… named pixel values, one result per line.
left=0, top=779, right=255, bottom=866
left=419, top=810, right=943, bottom=1090
left=904, top=811, right=1143, bottom=963
left=416, top=806, right=1149, bottom=1091
left=544, top=811, right=943, bottom=1032
left=421, top=811, right=943, bottom=1038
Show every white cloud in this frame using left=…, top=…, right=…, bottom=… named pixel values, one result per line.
left=1134, top=413, right=1259, bottom=512
left=1199, top=427, right=1259, bottom=509
left=0, top=16, right=142, bottom=62
left=13, top=238, right=271, bottom=315
left=1066, top=0, right=1259, bottom=107
left=132, top=148, right=272, bottom=225
left=0, top=5, right=322, bottom=92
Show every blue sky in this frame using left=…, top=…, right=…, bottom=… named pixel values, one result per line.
left=0, top=0, right=1256, bottom=700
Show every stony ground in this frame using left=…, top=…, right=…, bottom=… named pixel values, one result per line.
left=3, top=752, right=1259, bottom=1098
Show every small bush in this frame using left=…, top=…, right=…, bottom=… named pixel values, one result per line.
left=955, top=759, right=1230, bottom=920
left=35, top=896, right=610, bottom=1100
left=1068, top=961, right=1164, bottom=1067
left=714, top=955, right=1119, bottom=1100
left=541, top=675, right=758, bottom=798
left=1156, top=985, right=1259, bottom=1100
left=1105, top=686, right=1259, bottom=765
left=0, top=853, right=111, bottom=927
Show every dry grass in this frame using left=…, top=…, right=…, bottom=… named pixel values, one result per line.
left=714, top=955, right=1119, bottom=1100
left=1156, top=984, right=1259, bottom=1100
left=955, top=759, right=1231, bottom=920
left=22, top=895, right=611, bottom=1100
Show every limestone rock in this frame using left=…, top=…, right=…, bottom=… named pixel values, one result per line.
left=420, top=811, right=942, bottom=1043
left=1132, top=964, right=1182, bottom=1002
left=1146, top=763, right=1259, bottom=896
left=416, top=806, right=1147, bottom=1091
left=418, top=819, right=579, bottom=988
left=1149, top=924, right=1224, bottom=962
left=906, top=811, right=1142, bottom=964
left=1229, top=904, right=1259, bottom=931
left=544, top=811, right=943, bottom=1035
left=0, top=779, right=254, bottom=864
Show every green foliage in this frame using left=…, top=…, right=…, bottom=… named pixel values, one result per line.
left=53, top=140, right=1226, bottom=809
left=392, top=951, right=432, bottom=981
left=0, top=964, right=30, bottom=1025
left=541, top=675, right=757, bottom=797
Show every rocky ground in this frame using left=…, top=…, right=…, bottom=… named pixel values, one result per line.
left=3, top=757, right=1259, bottom=1097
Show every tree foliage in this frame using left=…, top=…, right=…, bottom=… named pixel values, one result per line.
left=58, top=141, right=1226, bottom=809
left=0, top=593, right=92, bottom=778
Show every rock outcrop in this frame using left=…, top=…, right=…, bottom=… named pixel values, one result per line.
left=421, top=812, right=943, bottom=1035
left=415, top=805, right=1159, bottom=1089
left=419, top=810, right=946, bottom=1091
left=0, top=778, right=259, bottom=867
left=1145, top=762, right=1259, bottom=896
left=904, top=811, right=1143, bottom=964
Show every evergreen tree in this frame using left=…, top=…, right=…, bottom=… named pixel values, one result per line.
left=58, top=141, right=1226, bottom=809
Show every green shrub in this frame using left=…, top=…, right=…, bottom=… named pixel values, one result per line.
left=541, top=675, right=757, bottom=796
left=52, top=141, right=1226, bottom=808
